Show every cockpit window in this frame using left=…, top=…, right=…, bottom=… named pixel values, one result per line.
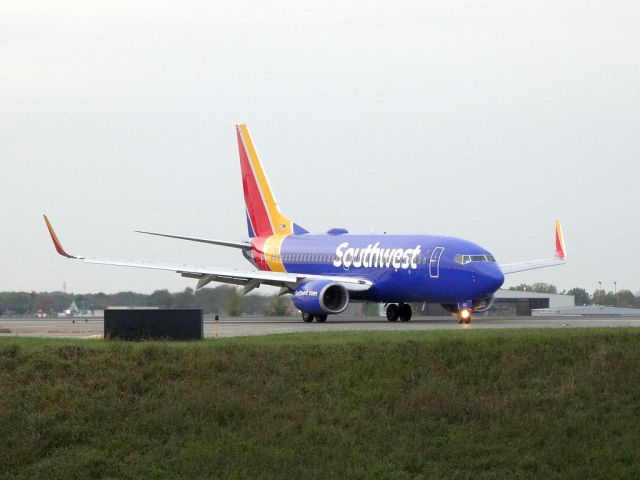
left=454, top=254, right=496, bottom=265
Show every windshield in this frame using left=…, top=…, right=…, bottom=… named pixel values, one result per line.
left=454, top=254, right=496, bottom=265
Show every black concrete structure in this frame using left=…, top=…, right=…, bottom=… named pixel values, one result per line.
left=104, top=309, right=203, bottom=340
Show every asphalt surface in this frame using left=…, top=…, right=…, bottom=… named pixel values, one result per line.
left=2, top=315, right=640, bottom=339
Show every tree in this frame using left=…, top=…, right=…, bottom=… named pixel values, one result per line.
left=531, top=283, right=558, bottom=294
left=173, top=287, right=196, bottom=308
left=592, top=289, right=606, bottom=305
left=264, top=295, right=291, bottom=316
left=617, top=290, right=636, bottom=308
left=226, top=288, right=243, bottom=317
left=567, top=288, right=590, bottom=306
left=148, top=289, right=174, bottom=308
left=599, top=291, right=617, bottom=306
left=509, top=283, right=557, bottom=294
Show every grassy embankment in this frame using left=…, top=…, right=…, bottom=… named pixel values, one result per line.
left=1, top=329, right=640, bottom=479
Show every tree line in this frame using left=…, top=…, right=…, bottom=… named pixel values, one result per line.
left=0, top=286, right=292, bottom=317
left=509, top=283, right=640, bottom=308
left=2, top=283, right=638, bottom=317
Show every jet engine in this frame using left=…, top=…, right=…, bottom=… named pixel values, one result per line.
left=292, top=280, right=349, bottom=315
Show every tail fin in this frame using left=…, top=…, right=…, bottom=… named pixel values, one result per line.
left=236, top=124, right=308, bottom=237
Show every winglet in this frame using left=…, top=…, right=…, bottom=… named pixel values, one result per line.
left=555, top=219, right=566, bottom=260
left=43, top=215, right=75, bottom=258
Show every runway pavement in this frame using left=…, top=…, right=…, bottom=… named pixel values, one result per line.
left=2, top=315, right=640, bottom=339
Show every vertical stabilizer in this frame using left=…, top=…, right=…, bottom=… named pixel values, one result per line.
left=236, top=124, right=308, bottom=237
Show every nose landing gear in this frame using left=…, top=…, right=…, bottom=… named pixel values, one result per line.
left=456, top=308, right=473, bottom=324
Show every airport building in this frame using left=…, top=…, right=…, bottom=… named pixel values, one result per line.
left=420, top=289, right=575, bottom=317
left=491, top=289, right=574, bottom=316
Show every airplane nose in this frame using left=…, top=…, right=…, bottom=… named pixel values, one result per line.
left=477, top=265, right=505, bottom=294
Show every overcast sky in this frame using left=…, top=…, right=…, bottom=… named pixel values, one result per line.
left=2, top=1, right=639, bottom=295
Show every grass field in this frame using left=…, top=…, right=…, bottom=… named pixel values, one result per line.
left=1, top=329, right=639, bottom=479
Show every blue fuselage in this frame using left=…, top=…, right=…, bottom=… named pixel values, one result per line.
left=251, top=234, right=505, bottom=305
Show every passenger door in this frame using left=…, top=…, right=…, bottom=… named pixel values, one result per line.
left=429, top=247, right=445, bottom=278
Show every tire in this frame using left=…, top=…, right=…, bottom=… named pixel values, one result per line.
left=302, top=313, right=314, bottom=323
left=386, top=304, right=399, bottom=322
left=316, top=315, right=327, bottom=323
left=399, top=303, right=412, bottom=322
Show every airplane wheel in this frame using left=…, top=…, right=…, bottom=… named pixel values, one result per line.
left=386, top=304, right=399, bottom=322
left=457, top=317, right=463, bottom=324
left=399, top=304, right=412, bottom=322
left=316, top=315, right=327, bottom=323
left=463, top=316, right=472, bottom=324
left=302, top=313, right=314, bottom=323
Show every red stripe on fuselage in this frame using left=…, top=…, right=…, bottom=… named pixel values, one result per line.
left=250, top=236, right=271, bottom=271
left=237, top=130, right=273, bottom=237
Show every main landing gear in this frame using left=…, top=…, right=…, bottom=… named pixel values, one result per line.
left=386, top=303, right=412, bottom=322
left=301, top=313, right=328, bottom=323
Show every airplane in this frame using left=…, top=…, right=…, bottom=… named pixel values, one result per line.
left=44, top=124, right=567, bottom=324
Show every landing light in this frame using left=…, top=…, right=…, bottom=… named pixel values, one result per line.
left=460, top=309, right=471, bottom=320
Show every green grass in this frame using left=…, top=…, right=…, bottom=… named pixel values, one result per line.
left=1, top=329, right=640, bottom=479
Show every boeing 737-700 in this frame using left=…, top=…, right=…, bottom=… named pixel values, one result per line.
left=44, top=124, right=566, bottom=323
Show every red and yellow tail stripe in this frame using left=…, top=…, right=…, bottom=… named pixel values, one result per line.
left=249, top=235, right=288, bottom=272
left=237, top=124, right=294, bottom=238
left=555, top=219, right=566, bottom=260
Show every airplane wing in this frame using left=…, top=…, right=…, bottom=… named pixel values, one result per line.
left=499, top=220, right=567, bottom=275
left=135, top=230, right=252, bottom=250
left=43, top=215, right=371, bottom=294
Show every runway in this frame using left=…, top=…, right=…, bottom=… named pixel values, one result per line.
left=2, top=315, right=640, bottom=339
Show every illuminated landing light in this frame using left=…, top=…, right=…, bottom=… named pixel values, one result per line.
left=459, top=308, right=472, bottom=324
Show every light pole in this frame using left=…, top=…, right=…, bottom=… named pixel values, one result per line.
left=597, top=281, right=602, bottom=305
left=614, top=282, right=618, bottom=307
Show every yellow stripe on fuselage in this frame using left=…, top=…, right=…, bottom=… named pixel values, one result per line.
left=263, top=235, right=288, bottom=272
left=238, top=124, right=293, bottom=235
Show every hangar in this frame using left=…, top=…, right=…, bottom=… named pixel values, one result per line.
left=490, top=289, right=574, bottom=316
left=418, top=289, right=575, bottom=317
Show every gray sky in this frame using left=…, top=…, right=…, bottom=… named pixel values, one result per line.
left=2, top=1, right=639, bottom=295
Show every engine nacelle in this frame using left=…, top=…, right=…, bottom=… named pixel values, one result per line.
left=292, top=280, right=349, bottom=315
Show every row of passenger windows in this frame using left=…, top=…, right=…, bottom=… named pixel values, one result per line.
left=454, top=254, right=496, bottom=265
left=270, top=253, right=335, bottom=263
left=261, top=253, right=432, bottom=265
